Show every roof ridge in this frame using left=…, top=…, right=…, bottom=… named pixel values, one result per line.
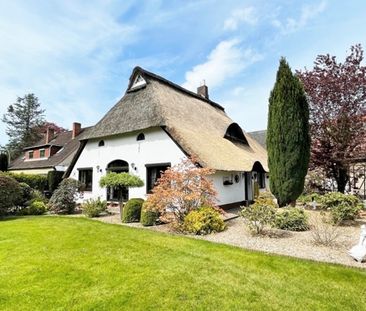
left=130, top=66, right=225, bottom=111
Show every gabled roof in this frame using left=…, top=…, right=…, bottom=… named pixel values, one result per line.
left=9, top=127, right=92, bottom=171
left=79, top=67, right=268, bottom=172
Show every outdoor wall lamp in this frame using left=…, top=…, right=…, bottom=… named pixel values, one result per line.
left=131, top=163, right=137, bottom=171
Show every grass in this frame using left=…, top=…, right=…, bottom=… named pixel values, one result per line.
left=0, top=217, right=365, bottom=310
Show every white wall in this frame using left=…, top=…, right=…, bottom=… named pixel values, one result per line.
left=70, top=127, right=247, bottom=206
left=70, top=127, right=185, bottom=202
left=211, top=171, right=245, bottom=206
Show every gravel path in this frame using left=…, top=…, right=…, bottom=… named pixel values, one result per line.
left=93, top=210, right=366, bottom=269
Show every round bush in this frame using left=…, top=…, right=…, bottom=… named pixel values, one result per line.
left=27, top=200, right=47, bottom=215
left=274, top=207, right=309, bottom=231
left=183, top=206, right=226, bottom=235
left=122, top=198, right=144, bottom=223
left=320, top=192, right=360, bottom=209
left=140, top=203, right=159, bottom=226
left=0, top=174, right=21, bottom=215
left=330, top=202, right=361, bottom=224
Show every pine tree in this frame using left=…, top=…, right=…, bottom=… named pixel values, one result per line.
left=2, top=94, right=45, bottom=159
left=267, top=58, right=310, bottom=206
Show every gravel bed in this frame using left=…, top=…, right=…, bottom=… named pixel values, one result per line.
left=93, top=210, right=366, bottom=269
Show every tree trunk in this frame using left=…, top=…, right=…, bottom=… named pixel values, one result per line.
left=336, top=167, right=349, bottom=193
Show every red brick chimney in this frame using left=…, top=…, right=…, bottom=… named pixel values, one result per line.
left=45, top=127, right=55, bottom=143
left=197, top=82, right=209, bottom=99
left=72, top=122, right=81, bottom=139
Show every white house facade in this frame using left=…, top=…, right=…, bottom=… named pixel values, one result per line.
left=66, top=67, right=269, bottom=208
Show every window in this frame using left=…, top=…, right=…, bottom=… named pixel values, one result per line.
left=146, top=163, right=170, bottom=193
left=40, top=149, right=45, bottom=158
left=29, top=151, right=34, bottom=159
left=131, top=74, right=146, bottom=89
left=137, top=133, right=145, bottom=141
left=78, top=168, right=93, bottom=191
left=98, top=140, right=105, bottom=147
left=224, top=123, right=248, bottom=144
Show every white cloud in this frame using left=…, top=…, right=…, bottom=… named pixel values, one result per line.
left=0, top=1, right=138, bottom=144
left=182, top=39, right=262, bottom=92
left=273, top=1, right=327, bottom=34
left=224, top=7, right=257, bottom=31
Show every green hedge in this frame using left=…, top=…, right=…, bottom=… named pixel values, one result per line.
left=122, top=198, right=144, bottom=223
left=48, top=171, right=64, bottom=193
left=8, top=173, right=48, bottom=191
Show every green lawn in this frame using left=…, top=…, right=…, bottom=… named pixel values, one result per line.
left=0, top=217, right=365, bottom=311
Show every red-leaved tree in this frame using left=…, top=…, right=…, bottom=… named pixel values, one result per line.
left=144, top=157, right=218, bottom=223
left=297, top=44, right=366, bottom=192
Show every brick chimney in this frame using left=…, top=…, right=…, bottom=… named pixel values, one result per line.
left=72, top=122, right=81, bottom=139
left=197, top=82, right=209, bottom=99
left=45, top=127, right=55, bottom=143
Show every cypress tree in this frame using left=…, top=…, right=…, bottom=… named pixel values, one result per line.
left=267, top=58, right=310, bottom=206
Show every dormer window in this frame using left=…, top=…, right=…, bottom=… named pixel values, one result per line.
left=131, top=74, right=146, bottom=90
left=40, top=149, right=45, bottom=158
left=98, top=140, right=105, bottom=147
left=137, top=133, right=145, bottom=141
left=224, top=123, right=248, bottom=144
left=29, top=151, right=34, bottom=159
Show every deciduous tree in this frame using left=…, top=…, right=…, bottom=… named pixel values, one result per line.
left=297, top=44, right=366, bottom=192
left=144, top=157, right=218, bottom=223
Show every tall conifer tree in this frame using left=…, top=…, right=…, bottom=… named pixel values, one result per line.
left=2, top=94, right=45, bottom=159
left=267, top=58, right=310, bottom=206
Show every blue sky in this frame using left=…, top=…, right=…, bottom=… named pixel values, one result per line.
left=0, top=0, right=365, bottom=145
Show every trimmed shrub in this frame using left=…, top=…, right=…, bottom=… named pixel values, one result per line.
left=330, top=202, right=361, bottom=224
left=140, top=202, right=159, bottom=226
left=48, top=178, right=79, bottom=214
left=183, top=206, right=226, bottom=235
left=8, top=173, right=48, bottom=191
left=319, top=192, right=360, bottom=210
left=82, top=198, right=107, bottom=218
left=26, top=201, right=47, bottom=215
left=0, top=173, right=21, bottom=215
left=122, top=198, right=144, bottom=223
left=274, top=207, right=309, bottom=231
left=48, top=171, right=64, bottom=193
left=241, top=193, right=277, bottom=235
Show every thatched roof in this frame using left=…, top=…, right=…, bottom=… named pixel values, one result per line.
left=81, top=67, right=268, bottom=172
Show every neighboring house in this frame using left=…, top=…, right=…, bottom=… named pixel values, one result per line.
left=66, top=67, right=269, bottom=208
left=248, top=130, right=267, bottom=149
left=9, top=123, right=89, bottom=175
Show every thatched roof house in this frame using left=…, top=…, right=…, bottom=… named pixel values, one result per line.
left=75, top=66, right=267, bottom=173
left=67, top=67, right=269, bottom=206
